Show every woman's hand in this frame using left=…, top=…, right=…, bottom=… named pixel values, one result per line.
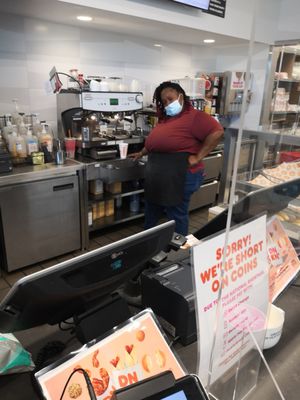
left=128, top=151, right=143, bottom=161
left=188, top=154, right=201, bottom=167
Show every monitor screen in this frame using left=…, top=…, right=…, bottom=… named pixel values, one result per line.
left=0, top=221, right=175, bottom=333
left=172, top=0, right=210, bottom=10
left=194, top=178, right=300, bottom=240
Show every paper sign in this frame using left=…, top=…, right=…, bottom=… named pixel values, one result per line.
left=230, top=72, right=245, bottom=90
left=267, top=216, right=300, bottom=302
left=36, top=310, right=185, bottom=400
left=192, top=215, right=269, bottom=386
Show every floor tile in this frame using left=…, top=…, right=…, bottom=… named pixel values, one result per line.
left=56, top=252, right=75, bottom=263
left=2, top=271, right=26, bottom=287
left=0, top=287, right=10, bottom=302
left=0, top=277, right=10, bottom=290
left=23, top=264, right=43, bottom=276
left=40, top=258, right=60, bottom=269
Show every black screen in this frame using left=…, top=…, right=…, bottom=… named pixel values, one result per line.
left=172, top=0, right=210, bottom=10
left=0, top=221, right=174, bottom=332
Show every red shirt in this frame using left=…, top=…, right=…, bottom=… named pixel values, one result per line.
left=145, top=107, right=222, bottom=172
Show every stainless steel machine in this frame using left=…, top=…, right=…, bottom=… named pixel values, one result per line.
left=57, top=90, right=144, bottom=160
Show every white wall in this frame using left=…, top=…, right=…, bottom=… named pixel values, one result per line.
left=276, top=0, right=300, bottom=41
left=60, top=0, right=281, bottom=44
left=0, top=12, right=217, bottom=134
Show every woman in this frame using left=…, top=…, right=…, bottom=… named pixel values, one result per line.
left=132, top=81, right=224, bottom=236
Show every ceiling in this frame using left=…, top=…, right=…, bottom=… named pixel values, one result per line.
left=0, top=0, right=248, bottom=47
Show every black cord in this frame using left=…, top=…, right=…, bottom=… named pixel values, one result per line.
left=291, top=283, right=300, bottom=287
left=59, top=368, right=96, bottom=400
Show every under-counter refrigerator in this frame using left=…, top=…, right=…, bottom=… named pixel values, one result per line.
left=0, top=175, right=81, bottom=272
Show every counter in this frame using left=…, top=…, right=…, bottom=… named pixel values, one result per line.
left=0, top=159, right=84, bottom=187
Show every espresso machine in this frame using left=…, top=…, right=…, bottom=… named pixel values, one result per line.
left=57, top=90, right=144, bottom=160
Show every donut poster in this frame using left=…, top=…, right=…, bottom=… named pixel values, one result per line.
left=267, top=216, right=300, bottom=302
left=36, top=311, right=185, bottom=400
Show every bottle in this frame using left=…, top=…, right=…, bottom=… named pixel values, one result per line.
left=32, top=114, right=43, bottom=137
left=39, top=123, right=53, bottom=153
left=2, top=120, right=14, bottom=142
left=16, top=133, right=27, bottom=158
left=130, top=194, right=140, bottom=213
left=54, top=139, right=65, bottom=165
left=18, top=120, right=27, bottom=136
left=8, top=131, right=17, bottom=158
left=26, top=128, right=39, bottom=155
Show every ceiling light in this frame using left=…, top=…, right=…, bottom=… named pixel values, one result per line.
left=203, top=39, right=215, bottom=44
left=77, top=15, right=93, bottom=21
left=154, top=44, right=162, bottom=47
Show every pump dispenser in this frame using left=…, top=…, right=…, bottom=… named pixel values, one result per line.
left=26, top=127, right=38, bottom=155
left=39, top=123, right=53, bottom=153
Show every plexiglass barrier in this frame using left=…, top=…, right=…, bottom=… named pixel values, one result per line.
left=192, top=1, right=300, bottom=399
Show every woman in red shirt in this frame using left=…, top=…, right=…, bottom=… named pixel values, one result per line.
left=133, top=81, right=223, bottom=236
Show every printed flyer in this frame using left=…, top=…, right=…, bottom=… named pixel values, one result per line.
left=267, top=216, right=300, bottom=302
left=192, top=215, right=269, bottom=387
left=36, top=311, right=185, bottom=400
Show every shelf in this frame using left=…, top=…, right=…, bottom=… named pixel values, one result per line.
left=89, top=208, right=144, bottom=231
left=275, top=78, right=300, bottom=83
left=272, top=111, right=299, bottom=114
left=88, top=189, right=144, bottom=204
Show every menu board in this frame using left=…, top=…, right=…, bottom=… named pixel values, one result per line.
left=206, top=0, right=226, bottom=18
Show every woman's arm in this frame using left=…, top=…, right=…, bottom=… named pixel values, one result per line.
left=189, top=129, right=224, bottom=166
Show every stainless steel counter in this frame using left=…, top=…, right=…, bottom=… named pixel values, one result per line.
left=0, top=159, right=84, bottom=187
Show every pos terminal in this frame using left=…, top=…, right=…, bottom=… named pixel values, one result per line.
left=112, top=371, right=210, bottom=400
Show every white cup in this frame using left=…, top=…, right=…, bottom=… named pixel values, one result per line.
left=119, top=142, right=128, bottom=159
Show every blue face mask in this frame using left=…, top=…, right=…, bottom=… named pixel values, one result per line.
left=165, top=97, right=183, bottom=116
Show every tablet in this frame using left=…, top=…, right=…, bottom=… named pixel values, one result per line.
left=148, top=375, right=209, bottom=400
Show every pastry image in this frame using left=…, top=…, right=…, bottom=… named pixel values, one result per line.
left=141, top=354, right=153, bottom=373
left=136, top=330, right=145, bottom=342
left=92, top=369, right=110, bottom=396
left=92, top=350, right=100, bottom=368
left=92, top=378, right=105, bottom=396
left=68, top=382, right=82, bottom=399
left=154, top=350, right=166, bottom=368
left=124, top=344, right=137, bottom=367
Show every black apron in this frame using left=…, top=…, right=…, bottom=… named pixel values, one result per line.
left=144, top=152, right=189, bottom=207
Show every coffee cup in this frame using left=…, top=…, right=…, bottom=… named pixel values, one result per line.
left=119, top=142, right=128, bottom=159
left=64, top=137, right=76, bottom=159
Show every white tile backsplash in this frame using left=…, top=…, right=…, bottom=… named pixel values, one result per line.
left=0, top=11, right=264, bottom=131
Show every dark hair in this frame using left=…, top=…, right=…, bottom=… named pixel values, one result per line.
left=153, top=81, right=190, bottom=119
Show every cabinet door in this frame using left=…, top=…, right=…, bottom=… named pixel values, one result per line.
left=0, top=175, right=81, bottom=271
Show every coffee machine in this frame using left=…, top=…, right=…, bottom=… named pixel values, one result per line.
left=57, top=90, right=144, bottom=160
